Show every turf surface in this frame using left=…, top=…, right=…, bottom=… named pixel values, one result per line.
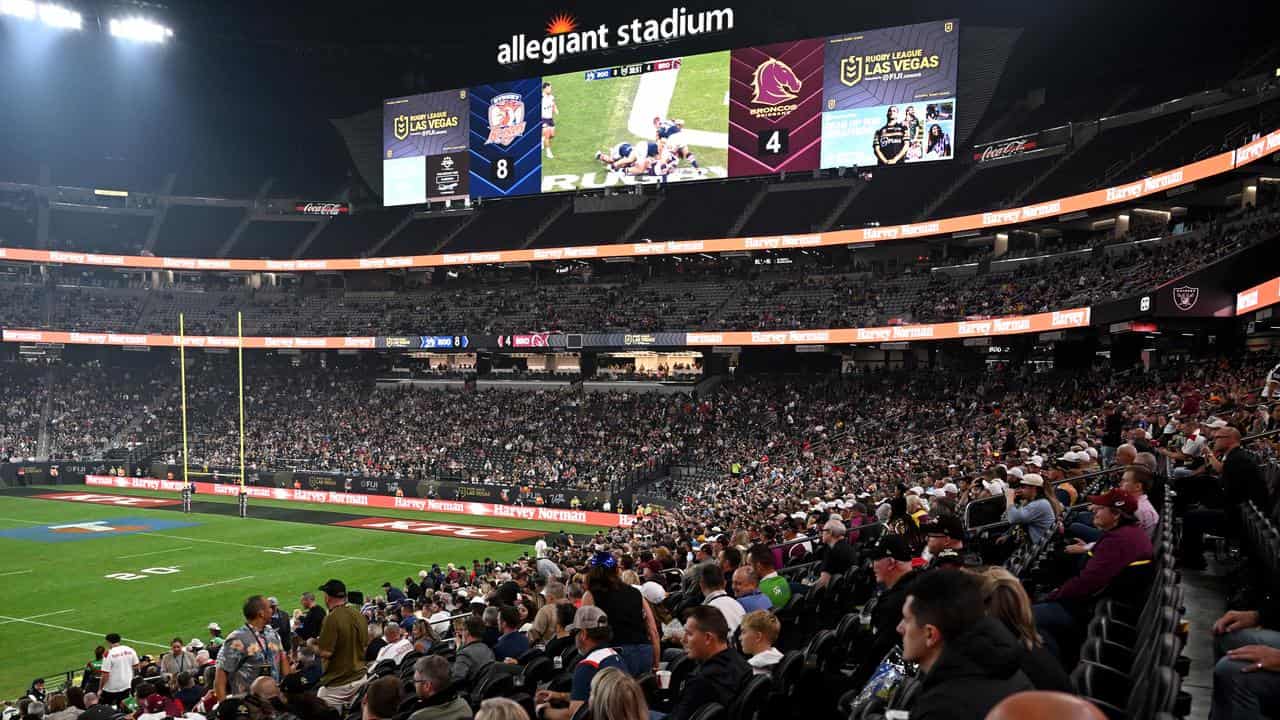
left=0, top=484, right=605, bottom=699
left=540, top=51, right=728, bottom=192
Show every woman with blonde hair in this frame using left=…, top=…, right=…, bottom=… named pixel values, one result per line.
left=476, top=697, right=530, bottom=720
left=976, top=567, right=1071, bottom=692
left=588, top=667, right=648, bottom=720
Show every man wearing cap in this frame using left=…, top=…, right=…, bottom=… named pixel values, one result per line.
left=533, top=606, right=623, bottom=720
left=207, top=623, right=225, bottom=659
left=1032, top=489, right=1153, bottom=659
left=1001, top=474, right=1058, bottom=546
left=312, top=579, right=369, bottom=711
left=921, top=515, right=974, bottom=568
left=267, top=598, right=292, bottom=654
left=850, top=535, right=922, bottom=688
left=216, top=596, right=290, bottom=702
left=382, top=582, right=407, bottom=605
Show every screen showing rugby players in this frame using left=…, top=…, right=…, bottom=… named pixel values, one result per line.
left=539, top=51, right=729, bottom=193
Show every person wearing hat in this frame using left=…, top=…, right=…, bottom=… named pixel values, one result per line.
left=581, top=551, right=661, bottom=676
left=265, top=598, right=292, bottom=655
left=312, top=579, right=369, bottom=711
left=1032, top=489, right=1153, bottom=660
left=1000, top=473, right=1060, bottom=547
left=921, top=515, right=971, bottom=568
left=849, top=535, right=922, bottom=689
left=533, top=606, right=623, bottom=720
left=382, top=582, right=407, bottom=605
left=207, top=623, right=226, bottom=658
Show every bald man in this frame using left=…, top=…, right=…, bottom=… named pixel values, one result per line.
left=985, top=691, right=1105, bottom=720
left=1180, top=425, right=1264, bottom=570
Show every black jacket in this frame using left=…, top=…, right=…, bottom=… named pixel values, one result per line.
left=1017, top=642, right=1072, bottom=693
left=669, top=648, right=752, bottom=720
left=850, top=570, right=922, bottom=687
left=899, top=617, right=1034, bottom=720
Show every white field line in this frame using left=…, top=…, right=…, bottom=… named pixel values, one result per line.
left=0, top=614, right=167, bottom=648
left=137, top=532, right=426, bottom=568
left=0, top=609, right=76, bottom=625
left=172, top=576, right=256, bottom=593
left=118, top=545, right=193, bottom=560
left=0, top=569, right=33, bottom=577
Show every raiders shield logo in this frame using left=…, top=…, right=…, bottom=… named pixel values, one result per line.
left=1172, top=285, right=1199, bottom=311
left=840, top=56, right=864, bottom=87
left=393, top=114, right=409, bottom=142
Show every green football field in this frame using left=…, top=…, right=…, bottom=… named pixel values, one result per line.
left=0, top=485, right=612, bottom=699
left=541, top=51, right=729, bottom=192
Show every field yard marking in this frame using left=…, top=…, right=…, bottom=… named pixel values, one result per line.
left=628, top=67, right=728, bottom=149
left=137, top=532, right=428, bottom=568
left=118, top=546, right=193, bottom=560
left=172, top=576, right=256, bottom=593
left=0, top=516, right=46, bottom=525
left=323, top=558, right=355, bottom=565
left=0, top=609, right=76, bottom=625
left=0, top=614, right=167, bottom=649
left=0, top=569, right=33, bottom=577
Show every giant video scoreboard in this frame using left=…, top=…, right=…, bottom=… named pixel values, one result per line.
left=383, top=19, right=959, bottom=206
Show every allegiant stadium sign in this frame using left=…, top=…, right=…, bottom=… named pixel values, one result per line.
left=497, top=7, right=735, bottom=65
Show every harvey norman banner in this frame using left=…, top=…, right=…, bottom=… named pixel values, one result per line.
left=0, top=127, right=1274, bottom=274
left=1237, top=275, right=1280, bottom=315
left=682, top=307, right=1092, bottom=346
left=84, top=475, right=637, bottom=528
left=5, top=307, right=1091, bottom=350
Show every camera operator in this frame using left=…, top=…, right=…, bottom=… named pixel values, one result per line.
left=216, top=595, right=292, bottom=701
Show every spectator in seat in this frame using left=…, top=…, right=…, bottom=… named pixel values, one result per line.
left=450, top=616, right=495, bottom=690
left=535, top=606, right=624, bottom=720
left=527, top=583, right=566, bottom=645
left=1181, top=426, right=1266, bottom=570
left=667, top=606, right=752, bottom=720
left=1210, top=596, right=1280, bottom=718
left=849, top=535, right=922, bottom=689
left=738, top=611, right=783, bottom=676
left=587, top=667, right=648, bottom=720
left=977, top=567, right=1071, bottom=693
left=408, top=656, right=473, bottom=720
left=1001, top=474, right=1059, bottom=546
left=361, top=676, right=401, bottom=720
left=542, top=603, right=577, bottom=661
left=581, top=551, right=661, bottom=676
left=814, top=519, right=855, bottom=590
left=731, top=567, right=772, bottom=614
left=1032, top=489, right=1153, bottom=660
left=699, top=564, right=745, bottom=635
left=476, top=698, right=528, bottom=720
left=747, top=544, right=790, bottom=610
left=888, top=569, right=1032, bottom=720
left=173, top=673, right=202, bottom=714
left=374, top=623, right=413, bottom=666
left=921, top=515, right=974, bottom=568
left=494, top=605, right=531, bottom=662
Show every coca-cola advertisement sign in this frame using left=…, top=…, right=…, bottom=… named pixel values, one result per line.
left=973, top=137, right=1037, bottom=163
left=295, top=202, right=350, bottom=216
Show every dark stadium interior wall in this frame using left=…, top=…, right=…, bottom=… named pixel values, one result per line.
left=736, top=348, right=843, bottom=375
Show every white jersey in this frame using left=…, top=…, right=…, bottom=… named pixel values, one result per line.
left=1264, top=362, right=1280, bottom=399
left=541, top=94, right=556, bottom=117
left=101, top=644, right=140, bottom=692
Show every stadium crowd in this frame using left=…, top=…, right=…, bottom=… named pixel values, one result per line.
left=2, top=201, right=1275, bottom=340
left=5, top=350, right=1277, bottom=720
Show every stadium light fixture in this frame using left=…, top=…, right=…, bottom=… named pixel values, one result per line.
left=0, top=0, right=38, bottom=20
left=36, top=2, right=80, bottom=29
left=109, top=16, right=172, bottom=43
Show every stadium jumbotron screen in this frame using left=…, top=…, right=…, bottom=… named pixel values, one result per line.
left=382, top=18, right=959, bottom=205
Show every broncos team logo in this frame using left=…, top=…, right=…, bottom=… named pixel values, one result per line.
left=751, top=58, right=802, bottom=106
left=485, top=93, right=526, bottom=147
left=840, top=55, right=864, bottom=87
left=393, top=114, right=409, bottom=142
